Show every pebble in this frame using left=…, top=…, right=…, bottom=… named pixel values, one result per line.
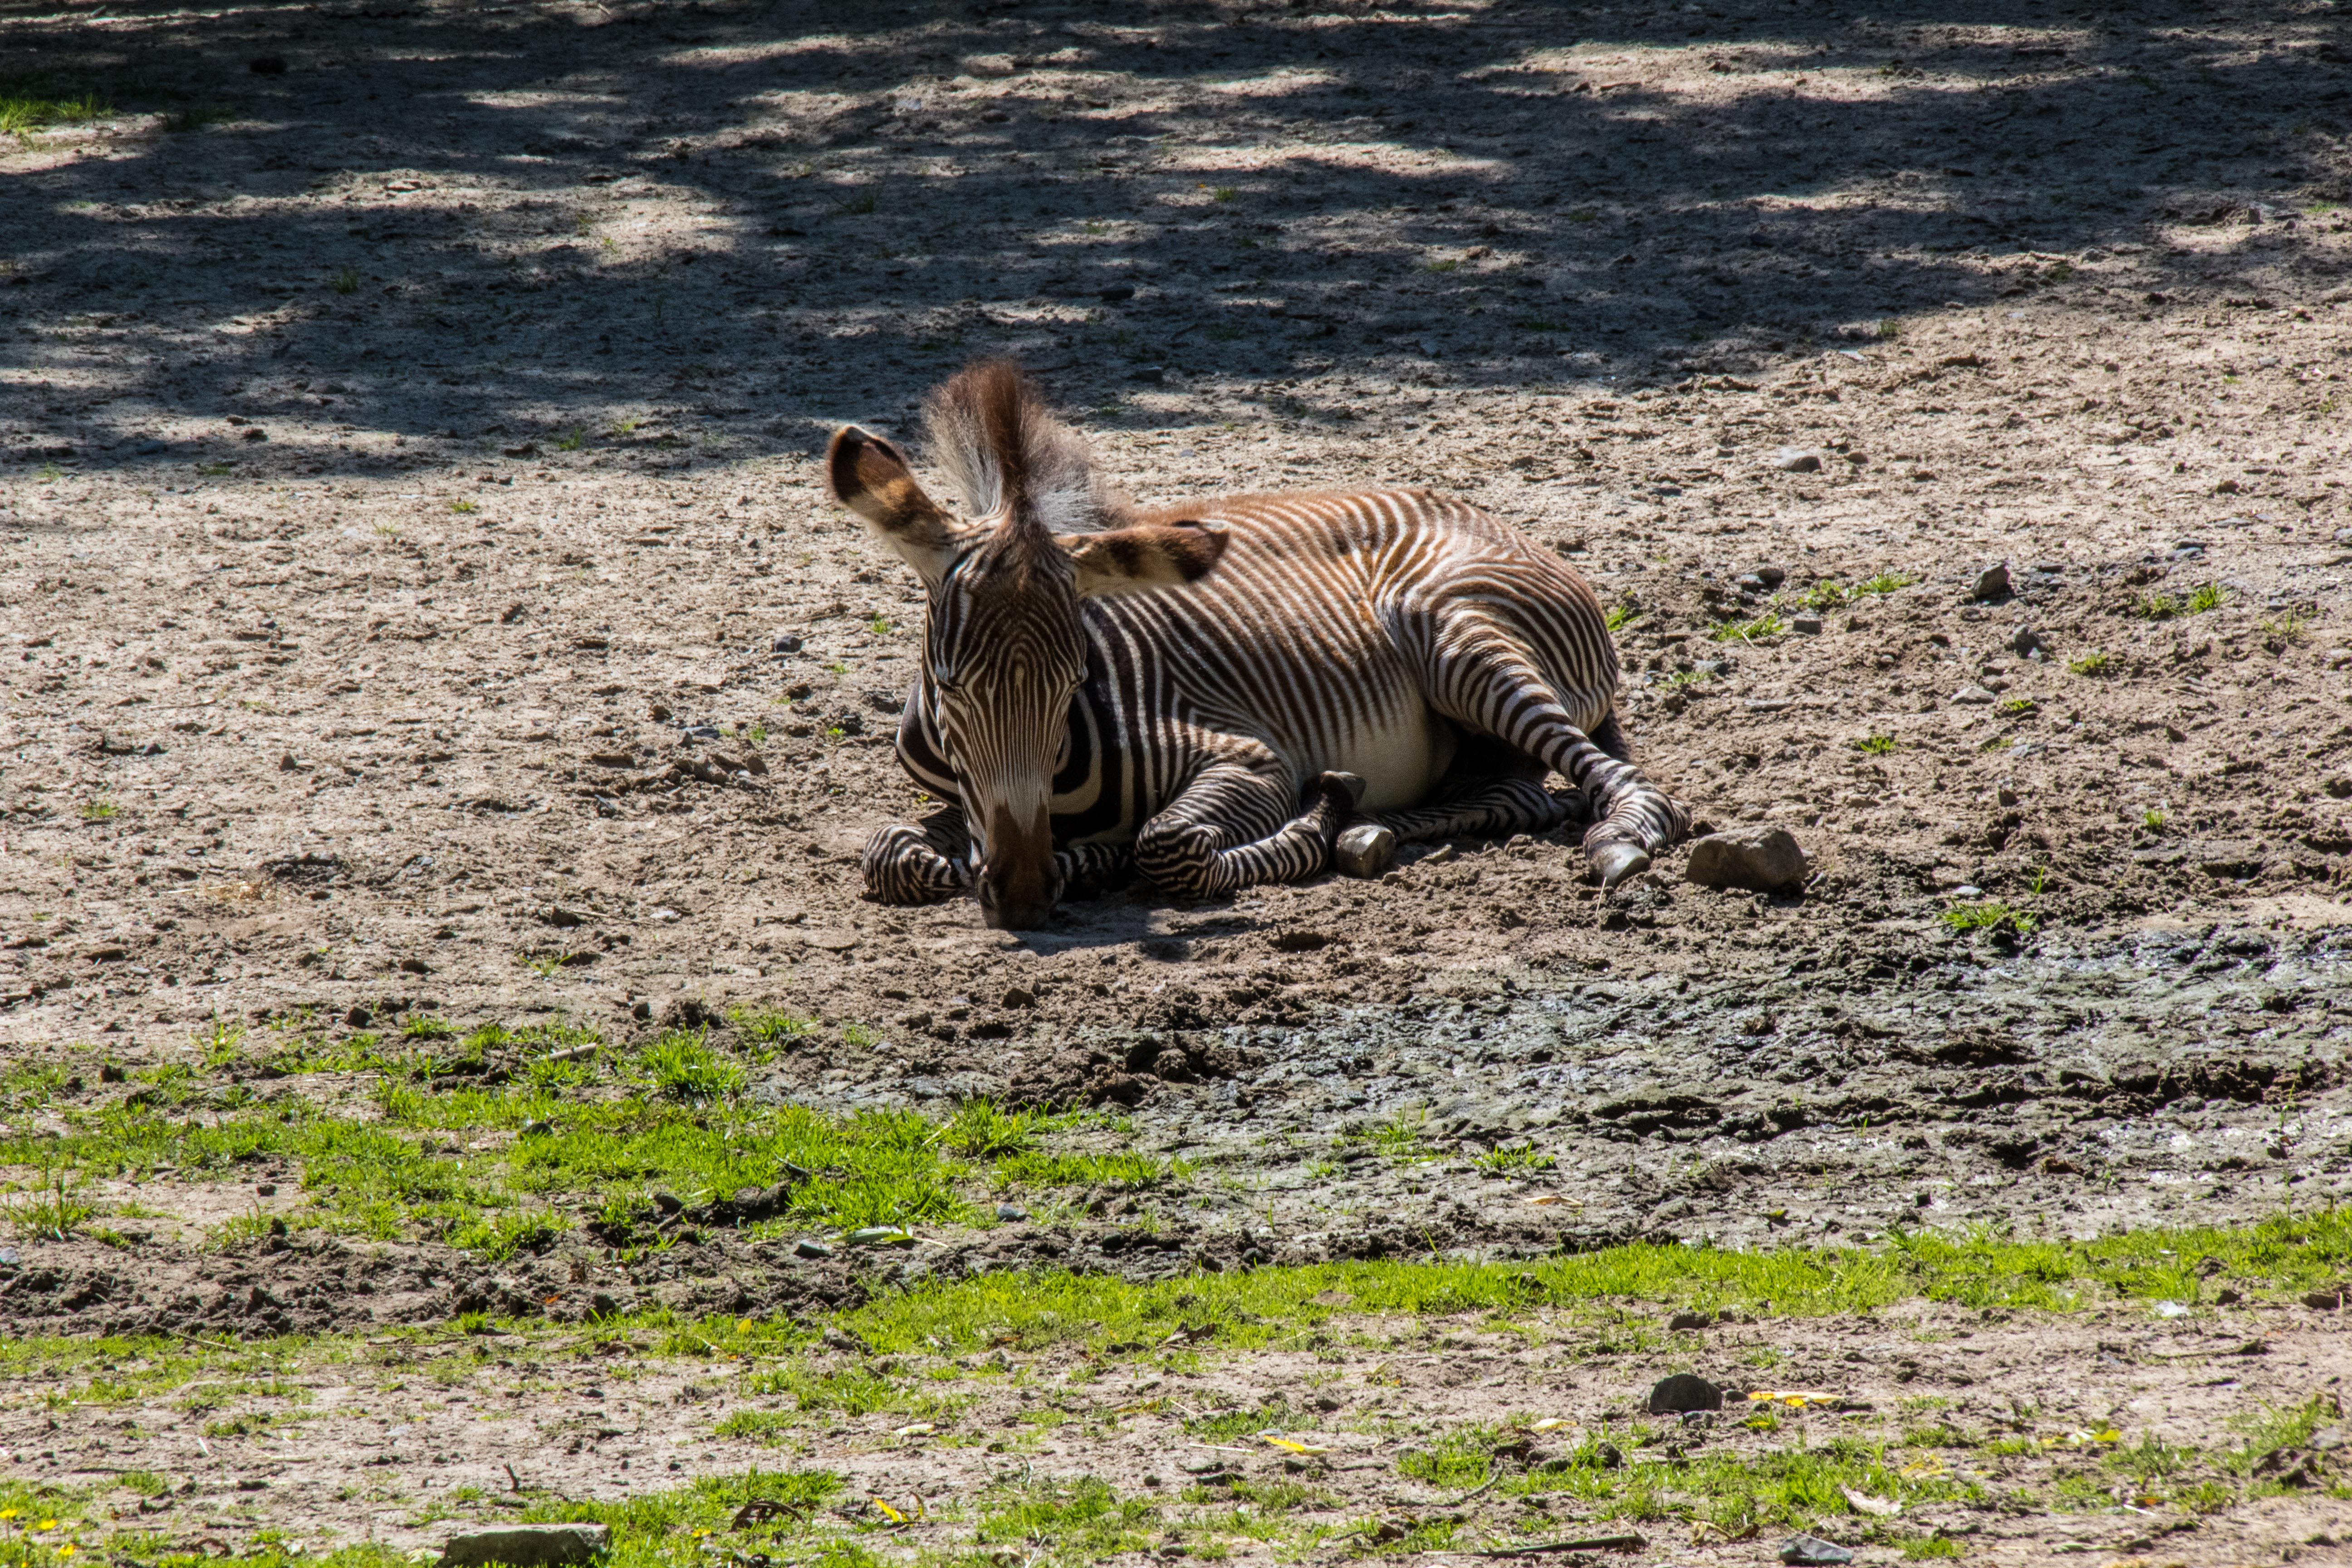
left=1333, top=823, right=1397, bottom=879
left=520, top=1119, right=554, bottom=1137
left=1647, top=1373, right=1723, bottom=1413
left=1778, top=1534, right=1854, bottom=1566
left=439, top=1524, right=611, bottom=1568
left=1971, top=562, right=2011, bottom=601
left=793, top=1238, right=834, bottom=1259
left=1790, top=615, right=1823, bottom=635
left=772, top=633, right=803, bottom=655
left=995, top=1203, right=1029, bottom=1221
left=2011, top=625, right=2047, bottom=658
left=1952, top=685, right=1998, bottom=705
left=1684, top=827, right=1808, bottom=895
left=1769, top=447, right=1821, bottom=473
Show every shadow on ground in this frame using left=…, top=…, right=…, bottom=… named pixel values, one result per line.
left=3, top=0, right=2343, bottom=479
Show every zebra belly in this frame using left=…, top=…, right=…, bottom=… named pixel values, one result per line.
left=1314, top=700, right=1447, bottom=813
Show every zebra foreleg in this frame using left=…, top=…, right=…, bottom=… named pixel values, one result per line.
left=860, top=813, right=971, bottom=905
left=1055, top=841, right=1134, bottom=899
left=1134, top=765, right=1362, bottom=898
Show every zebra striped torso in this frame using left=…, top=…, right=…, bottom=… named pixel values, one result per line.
left=890, top=488, right=1620, bottom=846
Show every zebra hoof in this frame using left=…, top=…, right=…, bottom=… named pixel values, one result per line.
left=1588, top=841, right=1651, bottom=889
left=1320, top=771, right=1369, bottom=810
left=1333, top=823, right=1396, bottom=879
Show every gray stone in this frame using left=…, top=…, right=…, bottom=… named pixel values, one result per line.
left=1648, top=1373, right=1722, bottom=1413
left=1971, top=562, right=2011, bottom=601
left=2011, top=625, right=2046, bottom=659
left=1791, top=615, right=1823, bottom=635
left=792, top=1238, right=833, bottom=1259
left=1770, top=447, right=1821, bottom=473
left=439, top=1524, right=611, bottom=1568
left=1952, top=685, right=1998, bottom=705
left=996, top=1202, right=1029, bottom=1221
left=1333, top=823, right=1396, bottom=879
left=1778, top=1535, right=1852, bottom=1566
left=1684, top=828, right=1807, bottom=895
left=771, top=633, right=803, bottom=655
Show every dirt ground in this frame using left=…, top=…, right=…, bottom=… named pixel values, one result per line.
left=3, top=0, right=2352, bottom=1561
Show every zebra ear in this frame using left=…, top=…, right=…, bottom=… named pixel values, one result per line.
left=1061, top=520, right=1229, bottom=599
left=826, top=425, right=962, bottom=584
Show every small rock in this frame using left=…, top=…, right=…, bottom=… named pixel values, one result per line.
left=822, top=1327, right=867, bottom=1353
left=346, top=1006, right=372, bottom=1028
left=2302, top=1288, right=2345, bottom=1311
left=793, top=1238, right=833, bottom=1259
left=771, top=633, right=803, bottom=655
left=1002, top=985, right=1036, bottom=1008
left=1751, top=564, right=1787, bottom=588
left=995, top=1203, right=1029, bottom=1222
left=1684, top=828, right=1807, bottom=895
left=439, top=1524, right=611, bottom=1568
left=2311, top=1425, right=2346, bottom=1452
left=279, top=751, right=302, bottom=771
left=1679, top=1409, right=1717, bottom=1430
left=2011, top=625, right=2046, bottom=658
left=1647, top=1372, right=1723, bottom=1414
left=1770, top=447, right=1822, bottom=473
left=1333, top=823, right=1396, bottom=879
left=1778, top=1534, right=1853, bottom=1567
left=1970, top=562, right=2011, bottom=601
left=1951, top=685, right=1997, bottom=705
left=1791, top=615, right=1823, bottom=635
left=1667, top=1309, right=1712, bottom=1331
left=520, top=1119, right=554, bottom=1137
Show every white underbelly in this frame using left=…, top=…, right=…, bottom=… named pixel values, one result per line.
left=1323, top=703, right=1444, bottom=813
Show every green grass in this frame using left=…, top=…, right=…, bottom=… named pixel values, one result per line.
left=2133, top=582, right=2224, bottom=621
left=0, top=1021, right=1177, bottom=1258
left=0, top=88, right=109, bottom=136
left=2067, top=650, right=2112, bottom=676
left=78, top=798, right=117, bottom=822
left=1852, top=734, right=1896, bottom=755
left=330, top=267, right=361, bottom=294
left=824, top=1210, right=2352, bottom=1358
left=1942, top=900, right=2036, bottom=937
left=1710, top=611, right=1785, bottom=643
left=1793, top=572, right=1912, bottom=612
left=1997, top=696, right=2036, bottom=717
left=1603, top=601, right=1643, bottom=633
left=554, top=426, right=586, bottom=452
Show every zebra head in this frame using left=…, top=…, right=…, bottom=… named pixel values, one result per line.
left=825, top=360, right=1227, bottom=928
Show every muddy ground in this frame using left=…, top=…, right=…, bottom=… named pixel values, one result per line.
left=3, top=0, right=2352, bottom=1559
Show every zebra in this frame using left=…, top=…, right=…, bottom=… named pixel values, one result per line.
left=824, top=359, right=1689, bottom=930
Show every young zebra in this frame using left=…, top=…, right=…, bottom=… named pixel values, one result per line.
left=825, top=359, right=1689, bottom=930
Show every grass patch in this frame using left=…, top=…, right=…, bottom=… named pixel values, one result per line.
left=0, top=1021, right=1180, bottom=1257
left=1852, top=734, right=1896, bottom=756
left=1710, top=611, right=1784, bottom=644
left=825, top=1210, right=2352, bottom=1359
left=1603, top=601, right=1643, bottom=633
left=0, top=88, right=109, bottom=136
left=1942, top=900, right=2036, bottom=937
left=2067, top=650, right=2112, bottom=676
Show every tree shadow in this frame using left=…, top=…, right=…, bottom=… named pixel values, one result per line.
left=1, top=0, right=2337, bottom=480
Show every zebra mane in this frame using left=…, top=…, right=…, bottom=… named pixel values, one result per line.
left=923, top=358, right=1125, bottom=535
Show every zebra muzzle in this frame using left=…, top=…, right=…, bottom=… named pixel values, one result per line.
left=975, top=801, right=1063, bottom=930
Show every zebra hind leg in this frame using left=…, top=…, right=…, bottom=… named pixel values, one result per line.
left=1372, top=775, right=1572, bottom=847
left=860, top=812, right=971, bottom=905
left=1135, top=764, right=1361, bottom=899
